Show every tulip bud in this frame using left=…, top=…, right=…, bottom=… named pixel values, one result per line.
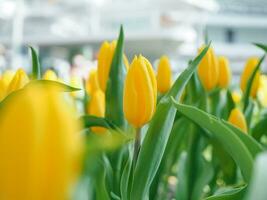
left=6, top=68, right=29, bottom=95
left=258, top=75, right=267, bottom=107
left=228, top=108, right=248, bottom=133
left=88, top=89, right=106, bottom=133
left=232, top=90, right=242, bottom=104
left=123, top=55, right=157, bottom=128
left=157, top=55, right=172, bottom=93
left=86, top=69, right=100, bottom=95
left=218, top=56, right=231, bottom=88
left=0, top=79, right=6, bottom=101
left=0, top=84, right=83, bottom=199
left=43, top=69, right=58, bottom=81
left=2, top=70, right=15, bottom=87
left=197, top=46, right=219, bottom=91
left=0, top=70, right=15, bottom=101
left=240, top=57, right=260, bottom=98
left=97, top=41, right=129, bottom=92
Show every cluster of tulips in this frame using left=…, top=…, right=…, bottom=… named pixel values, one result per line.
left=0, top=27, right=267, bottom=200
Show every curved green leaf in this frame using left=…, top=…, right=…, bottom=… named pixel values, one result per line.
left=243, top=55, right=265, bottom=112
left=130, top=44, right=211, bottom=200
left=171, top=100, right=254, bottom=182
left=205, top=186, right=246, bottom=200
left=80, top=115, right=117, bottom=130
left=221, top=120, right=263, bottom=158
left=254, top=43, right=267, bottom=53
left=29, top=46, right=41, bottom=80
left=251, top=113, right=267, bottom=140
left=105, top=26, right=126, bottom=128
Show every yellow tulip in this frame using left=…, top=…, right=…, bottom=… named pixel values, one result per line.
left=123, top=55, right=157, bottom=128
left=228, top=108, right=248, bottom=133
left=157, top=55, right=172, bottom=93
left=0, top=84, right=83, bottom=200
left=218, top=56, right=231, bottom=88
left=0, top=79, right=6, bottom=101
left=43, top=69, right=58, bottom=81
left=232, top=90, right=242, bottom=104
left=240, top=57, right=260, bottom=98
left=2, top=70, right=15, bottom=87
left=197, top=46, right=219, bottom=91
left=6, top=68, right=29, bottom=95
left=88, top=89, right=106, bottom=133
left=258, top=75, right=267, bottom=107
left=86, top=69, right=100, bottom=95
left=97, top=41, right=129, bottom=92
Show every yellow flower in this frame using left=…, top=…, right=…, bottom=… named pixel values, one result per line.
left=0, top=79, right=6, bottom=101
left=232, top=90, right=242, bottom=104
left=197, top=46, right=219, bottom=91
left=240, top=57, right=260, bottom=98
left=86, top=69, right=100, bottom=95
left=2, top=70, right=15, bottom=87
left=157, top=55, right=172, bottom=93
left=258, top=75, right=267, bottom=107
left=70, top=76, right=83, bottom=97
left=228, top=108, right=248, bottom=133
left=217, top=56, right=231, bottom=88
left=123, top=55, right=157, bottom=128
left=0, top=84, right=83, bottom=200
left=88, top=89, right=106, bottom=133
left=43, top=69, right=58, bottom=81
left=97, top=41, right=129, bottom=92
left=6, top=68, right=29, bottom=95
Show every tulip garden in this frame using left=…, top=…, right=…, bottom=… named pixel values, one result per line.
left=1, top=27, right=267, bottom=200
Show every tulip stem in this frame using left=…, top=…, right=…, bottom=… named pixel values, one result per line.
left=133, top=127, right=141, bottom=167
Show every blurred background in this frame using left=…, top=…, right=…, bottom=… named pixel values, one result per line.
left=0, top=0, right=267, bottom=83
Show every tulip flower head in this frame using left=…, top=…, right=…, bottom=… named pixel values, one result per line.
left=258, top=75, right=267, bottom=107
left=232, top=90, right=242, bottom=104
left=97, top=41, right=129, bottom=92
left=43, top=69, right=58, bottom=81
left=228, top=108, right=248, bottom=133
left=0, top=84, right=83, bottom=200
left=86, top=69, right=100, bottom=95
left=240, top=57, right=260, bottom=98
left=6, top=68, right=29, bottom=95
left=123, top=55, right=157, bottom=128
left=88, top=89, right=106, bottom=133
left=217, top=56, right=231, bottom=88
left=157, top=55, right=172, bottom=93
left=197, top=46, right=219, bottom=91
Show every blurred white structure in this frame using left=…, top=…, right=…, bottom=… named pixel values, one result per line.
left=0, top=0, right=266, bottom=76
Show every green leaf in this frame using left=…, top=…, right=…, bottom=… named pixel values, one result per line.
left=205, top=186, right=247, bottom=200
left=105, top=26, right=126, bottom=128
left=29, top=46, right=41, bottom=80
left=221, top=120, right=263, bottom=158
left=120, top=156, right=132, bottom=200
left=192, top=156, right=214, bottom=200
left=251, top=113, right=267, bottom=140
left=130, top=43, right=211, bottom=200
left=222, top=90, right=235, bottom=120
left=244, top=99, right=255, bottom=129
left=80, top=115, right=117, bottom=130
left=176, top=152, right=189, bottom=200
left=171, top=101, right=254, bottom=182
left=245, top=152, right=267, bottom=200
left=25, top=80, right=80, bottom=92
left=254, top=43, right=267, bottom=53
left=243, top=55, right=265, bottom=112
